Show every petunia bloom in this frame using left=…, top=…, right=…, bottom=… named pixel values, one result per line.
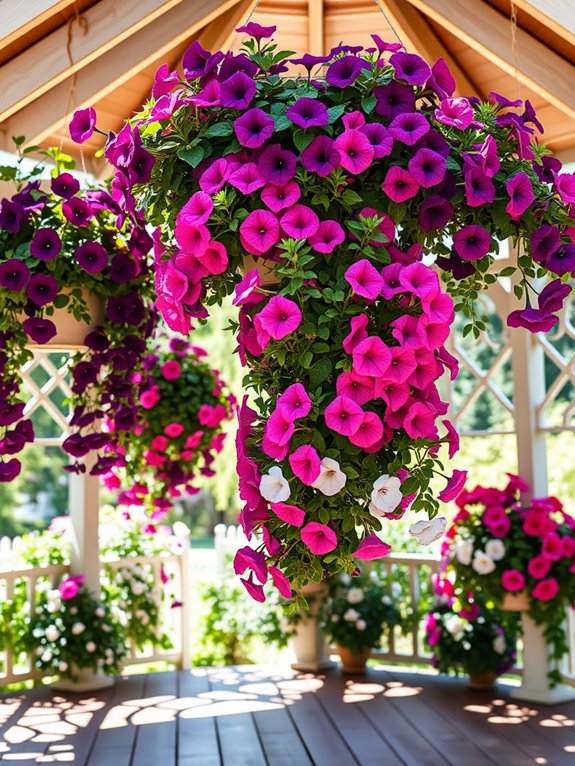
left=352, top=336, right=392, bottom=377
left=259, top=466, right=290, bottom=503
left=69, top=108, right=97, bottom=143
left=255, top=295, right=302, bottom=340
left=334, top=130, right=374, bottom=175
left=505, top=172, right=534, bottom=220
left=311, top=457, right=347, bottom=496
left=301, top=135, right=340, bottom=177
left=289, top=444, right=321, bottom=485
left=389, top=51, right=431, bottom=86
left=286, top=97, right=328, bottom=128
left=354, top=534, right=391, bottom=561
left=370, top=474, right=402, bottom=515
left=453, top=224, right=491, bottom=261
left=271, top=502, right=305, bottom=527
left=382, top=166, right=419, bottom=202
left=280, top=204, right=320, bottom=240
left=300, top=521, right=338, bottom=555
left=344, top=259, right=384, bottom=300
left=234, top=108, right=275, bottom=148
left=409, top=517, right=446, bottom=545
left=324, top=395, right=364, bottom=437
left=326, top=55, right=369, bottom=87
left=309, top=220, right=345, bottom=253
left=277, top=383, right=312, bottom=419
left=220, top=71, right=256, bottom=109
left=239, top=209, right=280, bottom=255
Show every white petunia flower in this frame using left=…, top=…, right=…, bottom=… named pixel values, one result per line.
left=472, top=551, right=496, bottom=575
left=409, top=517, right=446, bottom=546
left=493, top=635, right=506, bottom=654
left=343, top=608, right=360, bottom=622
left=347, top=587, right=364, bottom=604
left=173, top=521, right=190, bottom=538
left=85, top=641, right=97, bottom=653
left=356, top=619, right=367, bottom=631
left=41, top=650, right=53, bottom=663
left=444, top=615, right=466, bottom=640
left=485, top=539, right=506, bottom=561
left=95, top=607, right=105, bottom=618
left=260, top=466, right=291, bottom=502
left=131, top=581, right=146, bottom=596
left=311, top=458, right=347, bottom=496
left=45, top=625, right=60, bottom=643
left=370, top=474, right=402, bottom=515
left=71, top=622, right=86, bottom=636
left=454, top=539, right=474, bottom=566
left=391, top=582, right=402, bottom=598
left=382, top=595, right=392, bottom=606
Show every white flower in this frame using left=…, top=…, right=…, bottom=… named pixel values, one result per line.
left=45, top=625, right=60, bottom=643
left=47, top=589, right=61, bottom=603
left=347, top=587, right=364, bottom=604
left=409, top=517, right=446, bottom=546
left=391, top=582, right=402, bottom=599
left=356, top=619, right=367, bottom=631
left=95, top=607, right=105, bottom=618
left=131, top=581, right=146, bottom=596
left=454, top=539, right=474, bottom=566
left=381, top=595, right=392, bottom=606
left=343, top=608, right=360, bottom=622
left=173, top=521, right=190, bottom=538
left=41, top=650, right=53, bottom=663
left=472, top=551, right=496, bottom=575
left=85, top=641, right=97, bottom=653
left=71, top=622, right=86, bottom=636
left=444, top=615, right=466, bottom=640
left=370, top=474, right=402, bottom=515
left=485, top=539, right=506, bottom=561
left=493, top=635, right=506, bottom=654
left=260, top=466, right=290, bottom=502
left=331, top=614, right=340, bottom=622
left=58, top=661, right=68, bottom=672
left=340, top=573, right=352, bottom=586
left=311, top=458, right=347, bottom=496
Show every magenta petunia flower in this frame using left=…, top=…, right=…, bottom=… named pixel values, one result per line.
left=336, top=370, right=375, bottom=405
left=349, top=411, right=384, bottom=448
left=229, top=163, right=266, bottom=194
left=199, top=158, right=230, bottom=194
left=286, top=97, right=328, bottom=128
left=344, top=259, right=384, bottom=301
left=434, top=97, right=475, bottom=130
left=464, top=168, right=495, bottom=207
left=380, top=381, right=410, bottom=412
left=261, top=180, right=301, bottom=213
left=360, top=122, right=393, bottom=158
left=175, top=220, right=210, bottom=255
left=418, top=195, right=454, bottom=232
left=74, top=241, right=108, bottom=273
left=69, top=107, right=97, bottom=144
left=265, top=408, right=295, bottom=446
left=407, top=148, right=446, bottom=188
left=51, top=172, right=80, bottom=199
left=428, top=58, right=456, bottom=99
left=354, top=533, right=391, bottom=561
left=507, top=307, right=558, bottom=333
left=385, top=347, right=417, bottom=385
left=236, top=22, right=276, bottom=39
left=269, top=566, right=292, bottom=599
left=234, top=108, right=275, bottom=148
left=300, top=522, right=338, bottom=555
left=301, top=135, right=340, bottom=177
left=22, top=317, right=57, bottom=344
left=26, top=273, right=58, bottom=307
left=258, top=144, right=297, bottom=185
left=421, top=290, right=454, bottom=324
left=255, top=294, right=302, bottom=339
left=531, top=225, right=561, bottom=264
left=343, top=313, right=369, bottom=354
left=438, top=469, right=468, bottom=503
left=233, top=269, right=263, bottom=307
left=399, top=262, right=439, bottom=298
left=554, top=171, right=575, bottom=204
left=326, top=55, right=370, bottom=87
left=220, top=71, right=256, bottom=109
left=233, top=546, right=268, bottom=584
left=389, top=112, right=430, bottom=145
left=309, top=220, right=345, bottom=253
left=389, top=51, right=431, bottom=86
left=343, top=111, right=365, bottom=130
left=280, top=204, right=320, bottom=239
left=277, top=383, right=312, bottom=419
left=62, top=197, right=93, bottom=227
left=382, top=166, right=419, bottom=202
left=271, top=502, right=305, bottom=527
left=239, top=209, right=280, bottom=255
left=28, top=228, right=62, bottom=263
left=453, top=224, right=491, bottom=261
left=183, top=40, right=222, bottom=80
left=505, top=172, right=534, bottom=220
left=177, top=191, right=213, bottom=227
left=538, top=279, right=571, bottom=314
left=374, top=81, right=416, bottom=121
left=289, top=444, right=321, bottom=485
left=196, top=241, right=228, bottom=275
left=0, top=258, right=30, bottom=291
left=532, top=577, right=560, bottom=602
left=403, top=402, right=438, bottom=439
left=334, top=130, right=374, bottom=175
left=324, top=395, right=364, bottom=436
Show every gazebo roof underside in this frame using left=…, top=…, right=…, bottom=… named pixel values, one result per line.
left=0, top=0, right=574, bottom=176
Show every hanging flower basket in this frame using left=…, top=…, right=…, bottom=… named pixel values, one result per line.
left=85, top=23, right=575, bottom=600
left=23, top=289, right=105, bottom=349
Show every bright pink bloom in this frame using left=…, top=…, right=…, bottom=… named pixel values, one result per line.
left=528, top=555, right=551, bottom=579
left=233, top=269, right=263, bottom=307
left=352, top=336, right=392, bottom=377
left=255, top=295, right=302, bottom=339
left=140, top=387, right=160, bottom=409
left=289, top=444, right=321, bottom=485
left=240, top=573, right=266, bottom=602
left=506, top=172, right=534, bottom=220
left=199, top=158, right=230, bottom=193
left=434, top=97, right=475, bottom=130
left=355, top=534, right=391, bottom=561
left=442, top=419, right=460, bottom=459
left=309, top=220, right=345, bottom=253
left=385, top=347, right=417, bottom=384
left=336, top=370, right=375, bottom=405
left=164, top=422, right=184, bottom=438
left=382, top=166, right=419, bottom=202
left=542, top=532, right=563, bottom=561
left=196, top=240, right=228, bottom=275
left=151, top=435, right=168, bottom=452
left=343, top=314, right=369, bottom=354
left=239, top=209, right=280, bottom=255
left=421, top=290, right=454, bottom=324
left=271, top=502, right=305, bottom=527
left=523, top=510, right=548, bottom=536
left=501, top=569, right=525, bottom=592
left=233, top=546, right=268, bottom=584
left=228, top=163, right=267, bottom=194
left=277, top=383, right=312, bottom=419
left=344, top=259, right=384, bottom=301
left=380, top=381, right=410, bottom=412
left=438, top=469, right=468, bottom=503
left=391, top=315, right=423, bottom=348
left=349, top=411, right=384, bottom=448
left=399, top=262, right=438, bottom=298
left=269, top=566, right=292, bottom=599
left=324, top=395, right=364, bottom=436
left=334, top=129, right=374, bottom=174
left=177, top=191, right=213, bottom=227
left=483, top=506, right=511, bottom=538
left=280, top=204, right=320, bottom=239
left=532, top=577, right=559, bottom=601
left=403, top=402, right=438, bottom=439
left=175, top=220, right=210, bottom=255
left=59, top=576, right=85, bottom=600
left=261, top=181, right=301, bottom=213
left=300, top=522, right=337, bottom=555
left=264, top=408, right=295, bottom=446
left=161, top=360, right=181, bottom=380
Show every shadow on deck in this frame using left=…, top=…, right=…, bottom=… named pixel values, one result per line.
left=0, top=665, right=574, bottom=765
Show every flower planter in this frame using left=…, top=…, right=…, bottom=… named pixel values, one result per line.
left=52, top=664, right=114, bottom=692
left=336, top=644, right=370, bottom=674
left=502, top=592, right=530, bottom=612
left=467, top=671, right=497, bottom=689
left=290, top=581, right=336, bottom=672
left=25, top=292, right=105, bottom=351
left=239, top=254, right=279, bottom=286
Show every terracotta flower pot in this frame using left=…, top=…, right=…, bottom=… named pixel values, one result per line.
left=25, top=291, right=105, bottom=350
left=501, top=592, right=530, bottom=612
left=467, top=671, right=497, bottom=689
left=240, top=254, right=280, bottom=286
left=336, top=644, right=370, bottom=674
left=290, top=580, right=336, bottom=672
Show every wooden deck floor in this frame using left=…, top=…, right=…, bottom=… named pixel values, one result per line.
left=0, top=665, right=574, bottom=765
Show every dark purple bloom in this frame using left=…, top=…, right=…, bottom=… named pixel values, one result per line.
left=531, top=225, right=561, bottom=265
left=62, top=197, right=94, bottom=227
left=489, top=91, right=523, bottom=109
left=389, top=112, right=430, bottom=145
left=360, top=123, right=393, bottom=158
left=258, top=144, right=297, bottom=185
left=390, top=51, right=431, bottom=86
left=408, top=148, right=446, bottom=188
left=428, top=57, right=456, bottom=99
left=522, top=100, right=544, bottom=134
left=15, top=419, right=34, bottom=443
left=182, top=41, right=223, bottom=80
left=127, top=148, right=155, bottom=185
left=453, top=224, right=491, bottom=261
left=326, top=55, right=369, bottom=87
left=534, top=155, right=561, bottom=184
left=374, top=81, right=416, bottom=121
left=219, top=52, right=258, bottom=82
left=464, top=168, right=495, bottom=207
left=110, top=254, right=138, bottom=283
left=0, top=403, right=25, bottom=426
left=220, top=72, right=256, bottom=110
left=26, top=273, right=59, bottom=306
left=62, top=434, right=92, bottom=458
left=506, top=172, right=534, bottom=220
left=538, top=279, right=572, bottom=314
left=72, top=361, right=99, bottom=394
left=12, top=183, right=45, bottom=212
left=545, top=243, right=575, bottom=276
left=114, top=406, right=137, bottom=431
left=286, top=97, right=328, bottom=128
left=329, top=44, right=363, bottom=56
left=507, top=307, right=558, bottom=333
left=418, top=195, right=454, bottom=232
left=234, top=108, right=275, bottom=148
left=30, top=228, right=62, bottom=261
left=370, top=34, right=402, bottom=54
left=0, top=431, right=26, bottom=456
left=0, top=458, right=21, bottom=482
left=51, top=173, right=80, bottom=199
left=289, top=53, right=331, bottom=73
left=69, top=107, right=97, bottom=144
left=22, top=318, right=57, bottom=344
left=435, top=252, right=476, bottom=280
left=301, top=135, right=340, bottom=176
left=75, top=241, right=108, bottom=273
left=106, top=293, right=145, bottom=326
left=235, top=22, right=276, bottom=39
left=0, top=199, right=26, bottom=232
left=0, top=259, right=30, bottom=291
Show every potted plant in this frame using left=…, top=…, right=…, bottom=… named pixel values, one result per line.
left=321, top=570, right=402, bottom=673
left=424, top=580, right=517, bottom=688
left=75, top=25, right=574, bottom=598
left=102, top=335, right=234, bottom=520
left=443, top=473, right=575, bottom=687
left=0, top=144, right=155, bottom=482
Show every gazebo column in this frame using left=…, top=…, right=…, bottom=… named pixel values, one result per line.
left=69, top=451, right=101, bottom=597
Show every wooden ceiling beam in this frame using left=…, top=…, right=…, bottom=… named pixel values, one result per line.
left=308, top=0, right=325, bottom=56
left=0, top=0, right=81, bottom=48
left=379, top=0, right=478, bottom=96
left=0, top=0, right=244, bottom=149
left=0, top=0, right=236, bottom=122
left=403, top=0, right=575, bottom=119
left=197, top=0, right=257, bottom=52
left=510, top=0, right=575, bottom=46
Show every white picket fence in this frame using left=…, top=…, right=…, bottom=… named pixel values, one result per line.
left=0, top=529, right=192, bottom=687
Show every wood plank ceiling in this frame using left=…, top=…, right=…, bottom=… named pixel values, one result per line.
left=0, top=0, right=574, bottom=172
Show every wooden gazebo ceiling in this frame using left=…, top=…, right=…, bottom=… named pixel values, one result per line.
left=0, top=0, right=574, bottom=174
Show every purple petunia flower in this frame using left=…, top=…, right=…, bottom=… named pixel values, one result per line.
left=531, top=225, right=561, bottom=265
left=534, top=155, right=561, bottom=184
left=374, top=81, right=416, bottom=121
left=220, top=71, right=256, bottom=110
left=464, top=168, right=495, bottom=207
left=219, top=52, right=259, bottom=82
left=62, top=197, right=94, bottom=227
left=325, top=55, right=370, bottom=87
left=538, top=279, right=572, bottom=314
left=261, top=180, right=301, bottom=213
left=127, top=147, right=155, bottom=185
left=0, top=199, right=26, bottom=233
left=106, top=293, right=145, bottom=326
left=51, top=173, right=80, bottom=199
left=389, top=51, right=431, bottom=86
left=236, top=22, right=276, bottom=40
left=389, top=112, right=430, bottom=145
left=22, top=317, right=57, bottom=344
left=408, top=148, right=447, bottom=188
left=545, top=243, right=575, bottom=276
left=505, top=172, right=534, bottom=220
left=435, top=252, right=476, bottom=280
left=289, top=53, right=331, bottom=73
left=0, top=403, right=25, bottom=427
left=453, top=224, right=492, bottom=261
left=418, top=195, right=454, bottom=232
left=334, top=130, right=374, bottom=174
left=507, top=307, right=558, bottom=333
left=382, top=166, right=419, bottom=203
left=286, top=97, right=328, bottom=129
left=26, top=274, right=59, bottom=306
left=258, top=144, right=297, bottom=185
left=182, top=41, right=223, bottom=80
left=234, top=108, right=275, bottom=148
left=301, top=135, right=340, bottom=176
left=428, top=58, right=456, bottom=100
left=0, top=259, right=30, bottom=291
left=30, top=228, right=62, bottom=261
left=109, top=254, right=138, bottom=283
left=69, top=107, right=97, bottom=144
left=85, top=330, right=110, bottom=352
left=152, top=63, right=179, bottom=99
left=0, top=459, right=21, bottom=482
left=75, top=241, right=108, bottom=273
left=199, top=158, right=230, bottom=193
left=360, top=123, right=393, bottom=158
left=71, top=361, right=99, bottom=394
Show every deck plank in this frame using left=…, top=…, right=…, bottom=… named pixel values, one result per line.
left=177, top=668, right=221, bottom=766
left=129, top=671, right=178, bottom=766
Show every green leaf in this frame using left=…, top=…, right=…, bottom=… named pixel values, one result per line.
left=361, top=94, right=377, bottom=114
left=293, top=129, right=314, bottom=152
left=203, top=121, right=233, bottom=138
left=177, top=145, right=205, bottom=168
left=327, top=105, right=346, bottom=124
left=274, top=115, right=292, bottom=132
left=301, top=351, right=313, bottom=368
left=52, top=294, right=69, bottom=309
left=310, top=357, right=332, bottom=388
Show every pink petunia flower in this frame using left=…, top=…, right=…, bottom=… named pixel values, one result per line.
left=541, top=532, right=563, bottom=561
left=324, top=395, right=364, bottom=437
left=161, top=360, right=181, bottom=380
left=532, top=577, right=559, bottom=601
left=434, top=97, right=475, bottom=130
left=271, top=502, right=305, bottom=527
left=229, top=163, right=267, bottom=194
left=506, top=172, right=534, bottom=220
left=399, top=262, right=438, bottom=299
left=527, top=555, right=551, bottom=579
left=334, top=129, right=374, bottom=174
left=264, top=408, right=295, bottom=446
left=289, top=444, right=321, bottom=485
left=277, top=383, right=312, bottom=419
left=343, top=314, right=369, bottom=354
left=255, top=295, right=302, bottom=340
left=336, top=370, right=375, bottom=405
left=199, top=158, right=230, bottom=193
left=344, top=259, right=384, bottom=301
left=300, top=522, right=338, bottom=555
left=355, top=534, right=391, bottom=561
left=352, top=336, right=392, bottom=377
left=164, top=422, right=184, bottom=438
left=349, top=411, right=384, bottom=448
left=177, top=191, right=213, bottom=227
left=438, top=469, right=468, bottom=503
left=239, top=209, right=280, bottom=255
left=501, top=569, right=525, bottom=592
left=382, top=166, right=419, bottom=202
left=261, top=181, right=301, bottom=213
left=309, top=220, right=345, bottom=253
left=280, top=204, right=320, bottom=239
left=269, top=566, right=292, bottom=599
